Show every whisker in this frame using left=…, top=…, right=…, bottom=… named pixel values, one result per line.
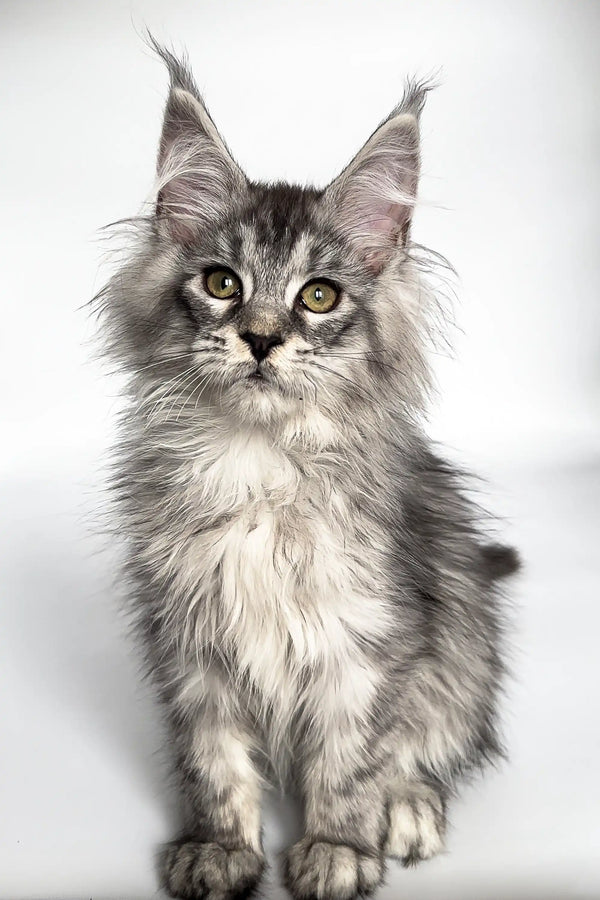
left=175, top=368, right=215, bottom=421
left=164, top=365, right=208, bottom=421
left=307, top=361, right=379, bottom=404
left=310, top=348, right=409, bottom=373
left=142, top=364, right=198, bottom=422
left=193, top=370, right=218, bottom=413
left=134, top=352, right=194, bottom=374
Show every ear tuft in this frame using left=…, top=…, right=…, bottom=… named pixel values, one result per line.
left=393, top=76, right=435, bottom=119
left=325, top=78, right=435, bottom=272
left=145, top=34, right=203, bottom=100
left=147, top=36, right=246, bottom=244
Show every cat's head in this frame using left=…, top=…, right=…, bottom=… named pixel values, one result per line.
left=100, top=45, right=435, bottom=439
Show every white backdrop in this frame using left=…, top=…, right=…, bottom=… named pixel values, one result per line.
left=1, top=1, right=599, bottom=898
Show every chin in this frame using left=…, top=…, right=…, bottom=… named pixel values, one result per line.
left=222, top=375, right=300, bottom=427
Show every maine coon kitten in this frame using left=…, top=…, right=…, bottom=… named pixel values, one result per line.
left=97, top=43, right=519, bottom=900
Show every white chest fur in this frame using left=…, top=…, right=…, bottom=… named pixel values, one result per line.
left=154, top=423, right=391, bottom=729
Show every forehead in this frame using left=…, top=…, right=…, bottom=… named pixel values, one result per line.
left=228, top=182, right=340, bottom=283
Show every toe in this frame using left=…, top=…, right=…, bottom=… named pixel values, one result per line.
left=385, top=795, right=445, bottom=864
left=284, top=838, right=382, bottom=900
left=162, top=839, right=264, bottom=900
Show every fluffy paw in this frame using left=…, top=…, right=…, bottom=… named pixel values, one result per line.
left=283, top=837, right=383, bottom=899
left=385, top=793, right=445, bottom=866
left=162, top=839, right=265, bottom=899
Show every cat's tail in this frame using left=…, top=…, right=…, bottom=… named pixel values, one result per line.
left=480, top=543, right=521, bottom=581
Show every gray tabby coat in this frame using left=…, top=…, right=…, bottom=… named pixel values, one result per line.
left=96, top=43, right=519, bottom=900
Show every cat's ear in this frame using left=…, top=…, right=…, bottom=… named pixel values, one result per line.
left=152, top=43, right=246, bottom=243
left=325, top=82, right=430, bottom=272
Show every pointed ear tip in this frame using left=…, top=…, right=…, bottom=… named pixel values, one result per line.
left=170, top=85, right=202, bottom=109
left=160, top=86, right=210, bottom=134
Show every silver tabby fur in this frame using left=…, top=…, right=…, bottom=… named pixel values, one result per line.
left=95, top=42, right=519, bottom=900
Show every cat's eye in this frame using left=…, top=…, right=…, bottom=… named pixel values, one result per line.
left=299, top=281, right=340, bottom=314
left=205, top=268, right=242, bottom=300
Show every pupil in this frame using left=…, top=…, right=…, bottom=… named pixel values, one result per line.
left=221, top=276, right=231, bottom=290
left=314, top=287, right=323, bottom=301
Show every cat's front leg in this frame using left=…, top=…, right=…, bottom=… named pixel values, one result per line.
left=283, top=705, right=389, bottom=899
left=161, top=672, right=265, bottom=900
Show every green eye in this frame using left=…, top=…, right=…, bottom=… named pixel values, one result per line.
left=205, top=268, right=242, bottom=299
left=299, top=281, right=340, bottom=313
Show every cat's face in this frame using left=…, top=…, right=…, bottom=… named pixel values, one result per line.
left=105, top=47, right=430, bottom=434
left=153, top=182, right=385, bottom=428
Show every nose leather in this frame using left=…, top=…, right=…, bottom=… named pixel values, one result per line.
left=240, top=331, right=283, bottom=363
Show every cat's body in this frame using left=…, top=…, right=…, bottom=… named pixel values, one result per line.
left=99, top=43, right=518, bottom=900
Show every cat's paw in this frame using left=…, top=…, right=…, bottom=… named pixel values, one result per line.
left=161, top=839, right=265, bottom=900
left=283, top=837, right=383, bottom=899
left=385, top=793, right=445, bottom=866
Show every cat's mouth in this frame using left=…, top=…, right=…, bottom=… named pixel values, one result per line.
left=246, top=367, right=273, bottom=388
left=239, top=365, right=290, bottom=399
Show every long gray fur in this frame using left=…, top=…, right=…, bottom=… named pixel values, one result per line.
left=95, top=41, right=519, bottom=900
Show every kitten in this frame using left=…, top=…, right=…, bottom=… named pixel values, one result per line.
left=97, top=43, right=519, bottom=900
